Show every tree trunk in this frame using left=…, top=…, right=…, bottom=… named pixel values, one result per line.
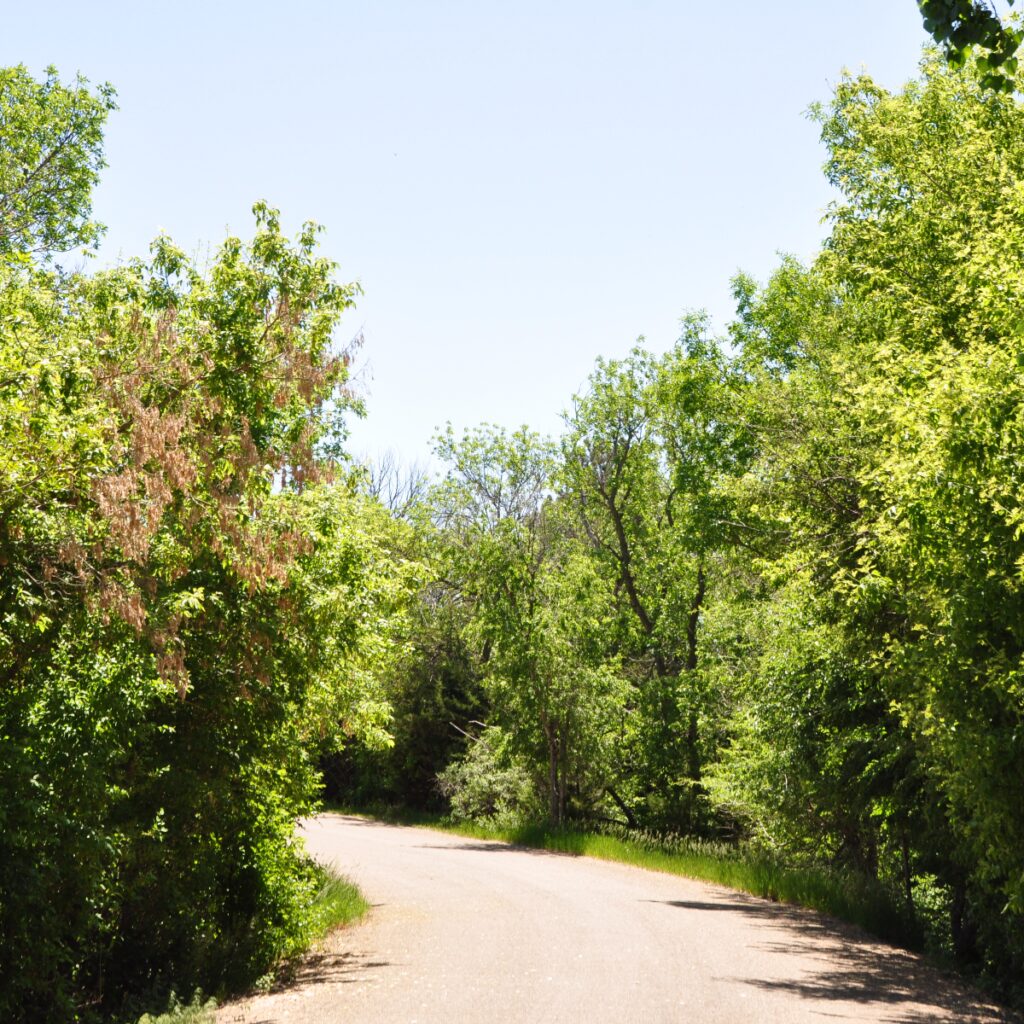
left=557, top=728, right=568, bottom=825
left=544, top=719, right=560, bottom=826
left=685, top=565, right=706, bottom=674
left=606, top=786, right=638, bottom=828
left=684, top=565, right=706, bottom=785
left=901, top=830, right=915, bottom=920
left=951, top=876, right=978, bottom=963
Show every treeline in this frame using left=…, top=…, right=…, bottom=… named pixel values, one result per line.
left=336, top=55, right=1024, bottom=999
left=0, top=67, right=411, bottom=1021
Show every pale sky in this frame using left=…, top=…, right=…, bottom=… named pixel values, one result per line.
left=7, top=1, right=927, bottom=466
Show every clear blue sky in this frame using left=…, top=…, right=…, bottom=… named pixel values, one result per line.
left=7, top=1, right=927, bottom=466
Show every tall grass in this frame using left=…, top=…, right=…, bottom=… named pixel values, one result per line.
left=306, top=866, right=370, bottom=938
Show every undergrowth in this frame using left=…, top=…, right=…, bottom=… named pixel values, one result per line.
left=124, top=865, right=367, bottom=1023
left=132, top=991, right=217, bottom=1024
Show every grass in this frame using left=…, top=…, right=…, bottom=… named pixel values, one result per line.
left=247, top=865, right=369, bottom=995
left=328, top=803, right=913, bottom=947
left=132, top=991, right=217, bottom=1024
left=306, top=865, right=370, bottom=939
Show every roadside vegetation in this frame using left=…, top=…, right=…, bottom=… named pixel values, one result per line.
left=0, top=66, right=396, bottom=1023
left=305, top=868, right=371, bottom=944
left=132, top=993, right=217, bottom=1024
left=5, top=6, right=1024, bottom=1020
left=123, top=867, right=365, bottom=1024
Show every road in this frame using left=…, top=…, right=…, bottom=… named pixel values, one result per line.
left=217, top=813, right=1013, bottom=1024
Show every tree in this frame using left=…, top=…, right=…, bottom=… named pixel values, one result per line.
left=432, top=424, right=626, bottom=825
left=0, top=65, right=115, bottom=256
left=559, top=327, right=746, bottom=832
left=0, top=65, right=393, bottom=1020
left=316, top=482, right=479, bottom=812
left=361, top=449, right=430, bottom=520
left=706, top=53, right=1024, bottom=987
left=918, top=1, right=1021, bottom=92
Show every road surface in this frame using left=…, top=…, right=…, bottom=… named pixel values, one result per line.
left=217, top=813, right=1013, bottom=1024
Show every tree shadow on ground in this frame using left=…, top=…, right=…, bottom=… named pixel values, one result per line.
left=649, top=896, right=1016, bottom=1024
left=412, top=840, right=560, bottom=855
left=312, top=812, right=418, bottom=830
left=222, top=953, right=395, bottom=1024
left=272, top=949, right=394, bottom=992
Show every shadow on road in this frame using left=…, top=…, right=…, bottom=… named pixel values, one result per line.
left=271, top=950, right=394, bottom=994
left=411, top=837, right=613, bottom=860
left=313, top=813, right=415, bottom=830
left=219, top=948, right=397, bottom=1024
left=412, top=840, right=558, bottom=855
left=728, top=942, right=1011, bottom=1024
left=647, top=897, right=1015, bottom=1024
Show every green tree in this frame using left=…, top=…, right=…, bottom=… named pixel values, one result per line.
left=707, top=53, right=1024, bottom=989
left=316, top=484, right=474, bottom=812
left=0, top=65, right=115, bottom=256
left=918, top=1, right=1021, bottom=92
left=432, top=425, right=626, bottom=825
left=816, top=54, right=1024, bottom=973
left=559, top=327, right=746, bottom=832
left=0, top=65, right=392, bottom=1020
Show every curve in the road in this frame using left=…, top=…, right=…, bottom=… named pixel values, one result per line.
left=217, top=814, right=1015, bottom=1024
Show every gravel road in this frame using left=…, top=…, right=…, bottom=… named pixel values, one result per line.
left=217, top=813, right=1014, bottom=1024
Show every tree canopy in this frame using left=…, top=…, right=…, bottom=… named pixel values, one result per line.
left=0, top=66, right=413, bottom=1022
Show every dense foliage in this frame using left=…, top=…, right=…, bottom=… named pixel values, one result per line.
left=0, top=67, right=409, bottom=1021
left=918, top=0, right=1021, bottom=91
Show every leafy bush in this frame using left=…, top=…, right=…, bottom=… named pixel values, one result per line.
left=133, top=992, right=217, bottom=1024
left=436, top=727, right=539, bottom=825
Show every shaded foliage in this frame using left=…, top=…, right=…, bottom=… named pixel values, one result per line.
left=918, top=1, right=1021, bottom=91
